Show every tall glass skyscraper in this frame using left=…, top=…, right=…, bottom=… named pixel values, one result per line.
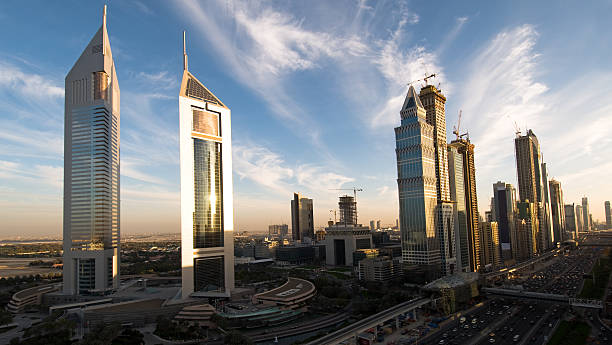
left=179, top=32, right=234, bottom=298
left=63, top=6, right=120, bottom=295
left=395, top=85, right=439, bottom=274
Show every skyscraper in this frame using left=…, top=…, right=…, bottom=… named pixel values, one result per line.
left=448, top=144, right=469, bottom=272
left=564, top=204, right=577, bottom=239
left=576, top=204, right=583, bottom=232
left=448, top=139, right=480, bottom=272
left=291, top=193, right=314, bottom=241
left=419, top=85, right=455, bottom=275
left=582, top=197, right=591, bottom=231
left=515, top=202, right=538, bottom=261
left=481, top=221, right=501, bottom=268
left=605, top=201, right=611, bottom=229
left=548, top=179, right=565, bottom=243
left=180, top=32, right=234, bottom=297
left=540, top=163, right=554, bottom=247
left=395, top=85, right=440, bottom=275
left=514, top=129, right=548, bottom=252
left=63, top=6, right=120, bottom=295
left=492, top=182, right=517, bottom=262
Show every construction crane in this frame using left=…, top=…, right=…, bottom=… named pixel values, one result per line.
left=452, top=110, right=470, bottom=141
left=407, top=73, right=436, bottom=87
left=329, top=187, right=363, bottom=200
left=513, top=121, right=521, bottom=137
left=453, top=110, right=462, bottom=140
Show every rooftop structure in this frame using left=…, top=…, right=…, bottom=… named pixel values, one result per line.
left=253, top=278, right=316, bottom=309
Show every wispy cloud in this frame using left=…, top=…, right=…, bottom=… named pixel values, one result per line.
left=233, top=141, right=353, bottom=195
left=0, top=61, right=63, bottom=99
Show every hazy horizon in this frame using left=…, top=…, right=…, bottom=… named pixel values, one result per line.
left=1, top=0, right=611, bottom=237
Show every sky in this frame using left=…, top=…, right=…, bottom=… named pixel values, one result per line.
left=1, top=0, right=611, bottom=237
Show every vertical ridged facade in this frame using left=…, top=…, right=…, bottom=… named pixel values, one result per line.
left=548, top=179, right=565, bottom=243
left=63, top=7, right=120, bottom=295
left=449, top=139, right=481, bottom=272
left=180, top=33, right=234, bottom=298
left=419, top=85, right=455, bottom=275
left=396, top=86, right=439, bottom=271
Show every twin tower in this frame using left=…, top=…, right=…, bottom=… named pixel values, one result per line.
left=63, top=7, right=234, bottom=297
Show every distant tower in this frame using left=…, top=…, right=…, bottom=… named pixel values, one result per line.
left=514, top=130, right=548, bottom=252
left=180, top=32, right=234, bottom=298
left=395, top=85, right=440, bottom=276
left=548, top=179, right=565, bottom=243
left=564, top=204, right=578, bottom=239
left=582, top=197, right=591, bottom=231
left=605, top=201, right=611, bottom=229
left=63, top=6, right=120, bottom=295
left=576, top=205, right=583, bottom=232
left=291, top=193, right=314, bottom=241
left=492, top=182, right=517, bottom=262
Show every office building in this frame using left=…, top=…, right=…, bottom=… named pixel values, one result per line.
left=540, top=163, right=554, bottom=247
left=514, top=129, right=549, bottom=253
left=268, top=224, right=288, bottom=237
left=548, top=179, right=565, bottom=243
left=420, top=85, right=456, bottom=275
left=448, top=144, right=469, bottom=272
left=369, top=220, right=375, bottom=231
left=291, top=193, right=314, bottom=241
left=358, top=256, right=402, bottom=282
left=324, top=196, right=372, bottom=266
left=376, top=220, right=381, bottom=230
left=481, top=221, right=501, bottom=268
left=564, top=204, right=578, bottom=240
left=576, top=204, right=583, bottom=232
left=582, top=197, right=591, bottom=231
left=63, top=7, right=120, bottom=295
left=395, top=85, right=441, bottom=275
left=448, top=139, right=481, bottom=272
left=515, top=202, right=538, bottom=261
left=179, top=32, right=234, bottom=297
left=606, top=201, right=611, bottom=229
left=492, top=182, right=517, bottom=262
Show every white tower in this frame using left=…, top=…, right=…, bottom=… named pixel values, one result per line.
left=63, top=6, right=120, bottom=295
left=179, top=32, right=234, bottom=298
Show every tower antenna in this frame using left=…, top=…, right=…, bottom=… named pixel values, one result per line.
left=183, top=31, right=188, bottom=71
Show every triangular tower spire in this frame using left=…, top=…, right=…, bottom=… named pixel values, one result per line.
left=183, top=31, right=188, bottom=71
left=402, top=85, right=424, bottom=111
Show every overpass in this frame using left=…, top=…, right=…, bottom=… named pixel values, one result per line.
left=305, top=297, right=430, bottom=345
left=484, top=249, right=560, bottom=280
left=482, top=288, right=603, bottom=309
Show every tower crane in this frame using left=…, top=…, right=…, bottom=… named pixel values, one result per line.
left=453, top=110, right=462, bottom=140
left=407, top=73, right=436, bottom=87
left=329, top=187, right=363, bottom=200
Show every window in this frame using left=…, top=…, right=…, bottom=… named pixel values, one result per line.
left=192, top=108, right=220, bottom=136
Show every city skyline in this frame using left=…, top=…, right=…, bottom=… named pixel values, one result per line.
left=1, top=1, right=612, bottom=237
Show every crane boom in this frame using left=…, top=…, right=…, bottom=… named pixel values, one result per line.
left=329, top=187, right=363, bottom=200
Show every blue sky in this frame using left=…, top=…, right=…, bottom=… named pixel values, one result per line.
left=1, top=0, right=611, bottom=237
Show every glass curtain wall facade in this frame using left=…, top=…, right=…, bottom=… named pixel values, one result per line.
left=180, top=32, right=234, bottom=298
left=448, top=145, right=469, bottom=272
left=396, top=86, right=440, bottom=273
left=63, top=7, right=120, bottom=295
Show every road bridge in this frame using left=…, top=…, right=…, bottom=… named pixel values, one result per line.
left=483, top=288, right=603, bottom=309
left=304, top=297, right=430, bottom=345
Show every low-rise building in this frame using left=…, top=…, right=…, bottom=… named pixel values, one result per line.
left=323, top=224, right=372, bottom=266
left=358, top=256, right=401, bottom=282
left=7, top=284, right=59, bottom=313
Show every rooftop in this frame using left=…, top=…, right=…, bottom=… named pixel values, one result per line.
left=423, top=272, right=479, bottom=290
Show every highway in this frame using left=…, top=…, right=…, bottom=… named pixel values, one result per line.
left=304, top=297, right=430, bottom=345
